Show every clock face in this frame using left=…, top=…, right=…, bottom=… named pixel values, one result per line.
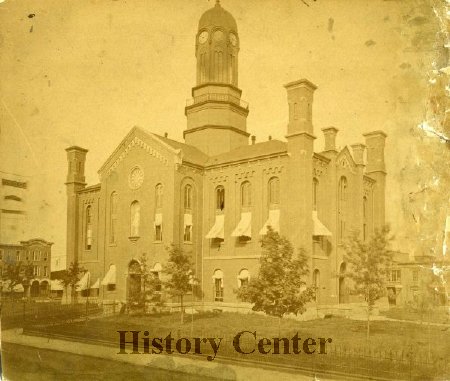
left=128, top=167, right=144, bottom=190
left=229, top=33, right=237, bottom=46
left=198, top=31, right=209, bottom=44
left=213, top=30, right=224, bottom=41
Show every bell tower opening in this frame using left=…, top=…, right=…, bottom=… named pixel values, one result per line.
left=184, top=1, right=249, bottom=156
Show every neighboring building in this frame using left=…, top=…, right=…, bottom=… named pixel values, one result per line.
left=0, top=174, right=28, bottom=244
left=387, top=251, right=448, bottom=307
left=65, top=2, right=387, bottom=306
left=0, top=238, right=53, bottom=297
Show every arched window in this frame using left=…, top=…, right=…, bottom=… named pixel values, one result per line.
left=216, top=186, right=225, bottom=211
left=268, top=177, right=280, bottom=206
left=130, top=201, right=140, bottom=237
left=110, top=192, right=117, bottom=244
left=155, top=184, right=163, bottom=209
left=184, top=184, right=193, bottom=210
left=85, top=206, right=93, bottom=250
left=313, top=178, right=319, bottom=211
left=338, top=177, right=348, bottom=241
left=363, top=196, right=368, bottom=241
left=241, top=181, right=251, bottom=208
left=212, top=269, right=224, bottom=302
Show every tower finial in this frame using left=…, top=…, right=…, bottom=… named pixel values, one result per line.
left=216, top=0, right=220, bottom=6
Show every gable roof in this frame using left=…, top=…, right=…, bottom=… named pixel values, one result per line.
left=206, top=140, right=288, bottom=166
left=153, top=133, right=209, bottom=167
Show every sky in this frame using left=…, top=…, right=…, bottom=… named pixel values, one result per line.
left=0, top=0, right=439, bottom=268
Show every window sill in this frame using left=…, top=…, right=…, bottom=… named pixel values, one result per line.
left=128, top=236, right=140, bottom=242
left=183, top=241, right=193, bottom=245
left=108, top=243, right=117, bottom=247
left=153, top=240, right=163, bottom=244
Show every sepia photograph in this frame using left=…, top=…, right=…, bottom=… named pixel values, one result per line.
left=0, top=0, right=449, bottom=380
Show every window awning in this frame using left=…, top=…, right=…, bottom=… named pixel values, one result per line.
left=184, top=213, right=192, bottom=227
left=101, top=265, right=116, bottom=286
left=76, top=271, right=90, bottom=291
left=231, top=212, right=252, bottom=238
left=259, top=209, right=280, bottom=235
left=90, top=278, right=100, bottom=289
left=206, top=214, right=224, bottom=239
left=51, top=280, right=64, bottom=291
left=312, top=211, right=332, bottom=236
left=154, top=213, right=163, bottom=227
left=152, top=262, right=162, bottom=272
left=237, top=269, right=250, bottom=280
left=212, top=269, right=223, bottom=279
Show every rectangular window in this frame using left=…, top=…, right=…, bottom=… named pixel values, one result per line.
left=184, top=225, right=192, bottom=242
left=43, top=252, right=47, bottom=261
left=214, top=278, right=224, bottom=302
left=155, top=225, right=163, bottom=241
left=412, top=270, right=418, bottom=282
left=43, top=266, right=48, bottom=277
left=154, top=213, right=163, bottom=241
left=33, top=265, right=39, bottom=276
left=389, top=270, right=401, bottom=282
left=107, top=284, right=116, bottom=291
left=16, top=251, right=20, bottom=261
left=184, top=213, right=193, bottom=243
left=33, top=251, right=39, bottom=261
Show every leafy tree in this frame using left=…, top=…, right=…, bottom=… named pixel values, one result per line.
left=344, top=225, right=393, bottom=339
left=237, top=227, right=315, bottom=330
left=128, top=253, right=162, bottom=312
left=55, top=261, right=85, bottom=304
left=163, top=245, right=197, bottom=323
left=2, top=260, right=33, bottom=299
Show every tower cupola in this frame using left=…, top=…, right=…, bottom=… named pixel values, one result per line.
left=184, top=1, right=249, bottom=156
left=196, top=0, right=239, bottom=86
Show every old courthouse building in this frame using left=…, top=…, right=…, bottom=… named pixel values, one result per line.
left=65, top=2, right=387, bottom=307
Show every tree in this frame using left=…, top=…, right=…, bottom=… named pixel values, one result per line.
left=237, top=227, right=315, bottom=331
left=344, top=225, right=393, bottom=339
left=2, top=260, right=33, bottom=299
left=55, top=261, right=85, bottom=304
left=163, top=245, right=197, bottom=323
left=128, top=253, right=162, bottom=313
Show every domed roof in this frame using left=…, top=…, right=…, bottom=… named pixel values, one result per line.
left=198, top=1, right=237, bottom=32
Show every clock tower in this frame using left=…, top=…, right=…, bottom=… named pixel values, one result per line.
left=184, top=1, right=249, bottom=156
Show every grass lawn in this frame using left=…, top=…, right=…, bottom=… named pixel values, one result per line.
left=34, top=311, right=450, bottom=356
left=380, top=307, right=449, bottom=324
left=24, top=311, right=450, bottom=379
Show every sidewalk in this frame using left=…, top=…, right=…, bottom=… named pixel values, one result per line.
left=1, top=329, right=329, bottom=381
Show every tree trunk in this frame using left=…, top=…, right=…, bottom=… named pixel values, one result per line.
left=366, top=304, right=371, bottom=341
left=180, top=294, right=184, bottom=324
left=278, top=316, right=281, bottom=337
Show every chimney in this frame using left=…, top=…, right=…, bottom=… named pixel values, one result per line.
left=362, top=131, right=387, bottom=173
left=164, top=132, right=168, bottom=138
left=284, top=79, right=317, bottom=136
left=268, top=135, right=272, bottom=141
left=65, top=146, right=88, bottom=185
left=251, top=135, right=256, bottom=145
left=351, top=143, right=366, bottom=165
left=322, top=127, right=338, bottom=151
